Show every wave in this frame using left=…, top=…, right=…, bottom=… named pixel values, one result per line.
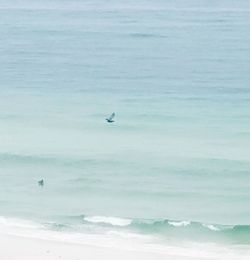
left=1, top=215, right=249, bottom=260
left=1, top=214, right=250, bottom=245
left=66, top=215, right=250, bottom=244
left=129, top=33, right=166, bottom=39
left=131, top=219, right=250, bottom=244
left=168, top=220, right=191, bottom=227
left=1, top=215, right=250, bottom=259
left=0, top=216, right=42, bottom=230
left=84, top=216, right=132, bottom=227
left=0, top=153, right=96, bottom=167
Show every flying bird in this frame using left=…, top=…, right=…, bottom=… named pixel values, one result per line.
left=106, top=112, right=115, bottom=123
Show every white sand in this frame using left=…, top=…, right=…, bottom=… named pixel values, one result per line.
left=0, top=233, right=208, bottom=260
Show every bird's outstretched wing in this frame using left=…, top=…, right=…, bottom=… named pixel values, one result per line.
left=108, top=112, right=115, bottom=121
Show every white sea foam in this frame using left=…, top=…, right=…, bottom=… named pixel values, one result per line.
left=168, top=220, right=191, bottom=227
left=0, top=216, right=41, bottom=230
left=202, top=224, right=220, bottom=231
left=84, top=216, right=132, bottom=226
left=0, top=216, right=249, bottom=260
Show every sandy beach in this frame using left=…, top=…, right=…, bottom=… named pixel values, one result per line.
left=0, top=233, right=207, bottom=260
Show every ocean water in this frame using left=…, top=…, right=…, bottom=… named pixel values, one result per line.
left=0, top=0, right=250, bottom=258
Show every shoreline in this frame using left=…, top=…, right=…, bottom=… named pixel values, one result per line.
left=0, top=216, right=249, bottom=260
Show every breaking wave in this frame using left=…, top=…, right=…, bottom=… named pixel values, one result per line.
left=51, top=214, right=250, bottom=244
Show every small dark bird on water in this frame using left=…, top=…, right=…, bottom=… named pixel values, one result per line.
left=106, top=112, right=115, bottom=123
left=38, top=179, right=44, bottom=186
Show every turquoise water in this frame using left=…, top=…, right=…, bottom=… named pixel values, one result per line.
left=0, top=0, right=250, bottom=257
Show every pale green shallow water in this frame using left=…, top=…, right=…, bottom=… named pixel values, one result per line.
left=0, top=0, right=250, bottom=257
